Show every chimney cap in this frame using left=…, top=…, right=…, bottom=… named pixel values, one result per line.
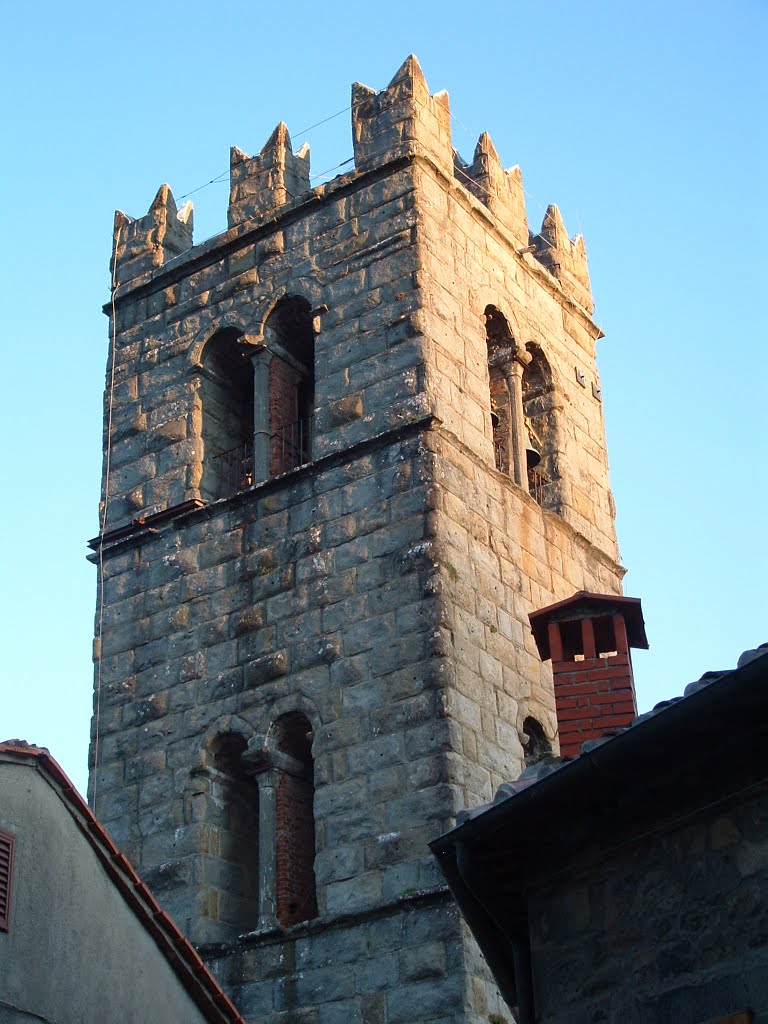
left=529, top=591, right=648, bottom=660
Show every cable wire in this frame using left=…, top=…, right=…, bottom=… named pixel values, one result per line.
left=92, top=228, right=121, bottom=814
left=450, top=111, right=606, bottom=333
left=176, top=105, right=352, bottom=203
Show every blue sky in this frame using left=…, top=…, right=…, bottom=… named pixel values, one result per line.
left=2, top=1, right=766, bottom=796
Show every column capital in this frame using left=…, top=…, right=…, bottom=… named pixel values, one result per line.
left=512, top=346, right=533, bottom=370
left=243, top=734, right=307, bottom=779
left=245, top=340, right=271, bottom=366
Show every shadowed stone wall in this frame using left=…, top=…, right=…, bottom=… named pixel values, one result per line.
left=528, top=785, right=768, bottom=1023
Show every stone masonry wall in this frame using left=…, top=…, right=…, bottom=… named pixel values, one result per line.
left=92, top=428, right=511, bottom=1022
left=93, top=430, right=446, bottom=933
left=102, top=158, right=425, bottom=530
left=414, top=157, right=618, bottom=560
left=527, top=784, right=768, bottom=1023
left=205, top=897, right=511, bottom=1024
left=93, top=56, right=625, bottom=1024
left=426, top=427, right=624, bottom=805
left=407, top=140, right=623, bottom=783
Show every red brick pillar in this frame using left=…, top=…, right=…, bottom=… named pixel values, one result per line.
left=529, top=593, right=648, bottom=759
left=268, top=357, right=301, bottom=475
left=275, top=770, right=317, bottom=927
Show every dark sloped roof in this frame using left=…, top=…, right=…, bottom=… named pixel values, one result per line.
left=0, top=742, right=244, bottom=1024
left=429, top=643, right=768, bottom=1013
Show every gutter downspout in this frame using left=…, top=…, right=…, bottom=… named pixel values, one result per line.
left=455, top=842, right=535, bottom=1024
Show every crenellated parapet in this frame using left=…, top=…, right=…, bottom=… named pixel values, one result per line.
left=108, top=57, right=595, bottom=316
left=228, top=122, right=310, bottom=229
left=455, top=133, right=529, bottom=250
left=351, top=54, right=453, bottom=174
left=531, top=204, right=593, bottom=314
left=111, top=184, right=193, bottom=288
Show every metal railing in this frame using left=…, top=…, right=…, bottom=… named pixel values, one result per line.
left=208, top=419, right=312, bottom=499
left=271, top=418, right=311, bottom=475
left=210, top=441, right=254, bottom=498
left=528, top=466, right=549, bottom=506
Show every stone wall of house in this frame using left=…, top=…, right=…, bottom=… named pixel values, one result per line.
left=527, top=784, right=768, bottom=1023
left=92, top=56, right=624, bottom=1023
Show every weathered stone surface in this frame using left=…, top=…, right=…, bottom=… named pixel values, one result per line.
left=243, top=652, right=288, bottom=689
left=94, top=57, right=623, bottom=1024
left=328, top=394, right=364, bottom=426
left=528, top=785, right=768, bottom=1023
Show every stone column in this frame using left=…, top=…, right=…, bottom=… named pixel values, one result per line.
left=245, top=743, right=307, bottom=933
left=506, top=358, right=529, bottom=493
left=253, top=767, right=278, bottom=932
left=250, top=347, right=272, bottom=485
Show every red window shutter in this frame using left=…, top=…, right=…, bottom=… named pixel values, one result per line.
left=0, top=829, right=16, bottom=931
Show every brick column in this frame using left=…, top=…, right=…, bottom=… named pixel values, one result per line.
left=275, top=769, right=317, bottom=926
left=529, top=593, right=648, bottom=759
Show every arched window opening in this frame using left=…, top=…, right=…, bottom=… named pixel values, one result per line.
left=265, top=297, right=315, bottom=476
left=484, top=307, right=560, bottom=507
left=485, top=306, right=515, bottom=474
left=208, top=733, right=260, bottom=934
left=522, top=717, right=552, bottom=768
left=274, top=712, right=317, bottom=927
left=200, top=328, right=254, bottom=500
left=522, top=344, right=558, bottom=508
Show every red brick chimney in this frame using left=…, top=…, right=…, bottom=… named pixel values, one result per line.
left=529, top=592, right=648, bottom=758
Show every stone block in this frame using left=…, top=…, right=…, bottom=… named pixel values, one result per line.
left=353, top=955, right=399, bottom=994
left=325, top=871, right=382, bottom=917
left=398, top=941, right=446, bottom=981
left=329, top=394, right=364, bottom=426
left=237, top=981, right=275, bottom=1018
left=386, top=976, right=462, bottom=1023
left=244, top=651, right=288, bottom=689
left=314, top=776, right=369, bottom=819
left=346, top=734, right=405, bottom=777
left=314, top=844, right=364, bottom=885
left=324, top=808, right=375, bottom=847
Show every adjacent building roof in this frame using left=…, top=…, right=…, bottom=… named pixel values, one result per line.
left=0, top=741, right=245, bottom=1024
left=429, top=643, right=768, bottom=1012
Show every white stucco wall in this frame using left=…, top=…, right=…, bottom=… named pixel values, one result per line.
left=0, top=762, right=215, bottom=1024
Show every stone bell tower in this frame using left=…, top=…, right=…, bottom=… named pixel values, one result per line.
left=89, top=56, right=624, bottom=1022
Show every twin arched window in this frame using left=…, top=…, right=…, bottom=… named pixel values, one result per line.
left=199, top=297, right=315, bottom=501
left=484, top=305, right=558, bottom=507
left=203, top=713, right=317, bottom=938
